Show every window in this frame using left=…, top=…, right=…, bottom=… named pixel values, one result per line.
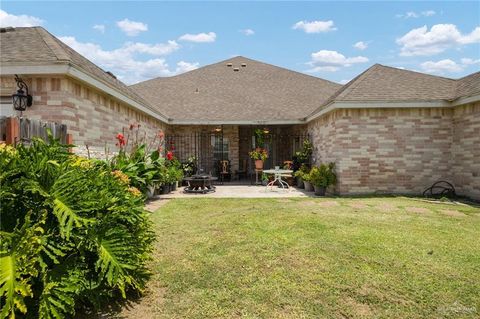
left=212, top=135, right=229, bottom=161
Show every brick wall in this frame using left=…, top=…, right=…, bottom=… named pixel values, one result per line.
left=308, top=106, right=479, bottom=200
left=1, top=76, right=167, bottom=159
left=452, top=102, right=480, bottom=199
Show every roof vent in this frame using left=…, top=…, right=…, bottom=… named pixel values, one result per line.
left=195, top=88, right=199, bottom=93
left=226, top=63, right=233, bottom=67
left=106, top=71, right=117, bottom=79
left=241, top=63, right=247, bottom=67
left=0, top=27, right=15, bottom=33
left=233, top=67, right=240, bottom=72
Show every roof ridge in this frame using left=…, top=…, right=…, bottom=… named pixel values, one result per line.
left=376, top=63, right=457, bottom=82
left=35, top=27, right=70, bottom=62
left=337, top=64, right=381, bottom=100
left=133, top=55, right=341, bottom=87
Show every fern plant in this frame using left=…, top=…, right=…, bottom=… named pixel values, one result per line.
left=0, top=135, right=154, bottom=318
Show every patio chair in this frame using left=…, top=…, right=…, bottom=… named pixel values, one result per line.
left=218, top=160, right=231, bottom=182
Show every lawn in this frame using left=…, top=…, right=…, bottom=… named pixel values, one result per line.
left=122, top=197, right=479, bottom=318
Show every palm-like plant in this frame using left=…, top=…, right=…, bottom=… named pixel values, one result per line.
left=0, top=134, right=154, bottom=318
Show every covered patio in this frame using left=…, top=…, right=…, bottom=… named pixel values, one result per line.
left=165, top=124, right=309, bottom=182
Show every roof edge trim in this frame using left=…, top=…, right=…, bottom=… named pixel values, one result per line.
left=169, top=119, right=306, bottom=125
left=0, top=63, right=168, bottom=123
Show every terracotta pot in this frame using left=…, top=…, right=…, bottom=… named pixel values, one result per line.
left=314, top=185, right=326, bottom=196
left=303, top=181, right=313, bottom=192
left=255, top=160, right=264, bottom=170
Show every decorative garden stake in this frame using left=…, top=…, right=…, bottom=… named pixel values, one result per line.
left=12, top=74, right=33, bottom=111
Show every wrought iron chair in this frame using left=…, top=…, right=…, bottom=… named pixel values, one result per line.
left=218, top=160, right=231, bottom=182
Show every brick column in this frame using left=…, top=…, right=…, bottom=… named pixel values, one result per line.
left=5, top=117, right=19, bottom=145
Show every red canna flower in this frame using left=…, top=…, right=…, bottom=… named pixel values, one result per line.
left=166, top=151, right=174, bottom=160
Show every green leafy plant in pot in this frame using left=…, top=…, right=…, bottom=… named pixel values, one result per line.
left=294, top=164, right=310, bottom=188
left=249, top=148, right=268, bottom=170
left=302, top=170, right=314, bottom=192
left=310, top=162, right=337, bottom=196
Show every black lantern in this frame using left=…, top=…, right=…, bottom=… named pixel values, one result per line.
left=12, top=74, right=33, bottom=111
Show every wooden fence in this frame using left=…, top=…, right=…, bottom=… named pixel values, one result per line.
left=0, top=116, right=71, bottom=145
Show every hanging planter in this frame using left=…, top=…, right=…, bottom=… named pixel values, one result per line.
left=255, top=159, right=264, bottom=170
left=249, top=148, right=268, bottom=170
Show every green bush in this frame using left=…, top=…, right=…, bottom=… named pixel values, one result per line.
left=0, top=137, right=154, bottom=318
left=309, top=163, right=337, bottom=188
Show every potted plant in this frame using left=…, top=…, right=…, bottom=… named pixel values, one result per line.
left=261, top=173, right=269, bottom=186
left=309, top=163, right=337, bottom=196
left=294, top=164, right=309, bottom=188
left=303, top=170, right=314, bottom=192
left=249, top=148, right=268, bottom=170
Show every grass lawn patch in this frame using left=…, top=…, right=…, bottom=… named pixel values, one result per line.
left=127, top=197, right=479, bottom=318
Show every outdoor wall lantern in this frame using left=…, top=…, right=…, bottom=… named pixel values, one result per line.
left=12, top=74, right=33, bottom=111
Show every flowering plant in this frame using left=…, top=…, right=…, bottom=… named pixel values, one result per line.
left=249, top=148, right=268, bottom=161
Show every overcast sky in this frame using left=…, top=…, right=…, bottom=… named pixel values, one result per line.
left=2, top=1, right=479, bottom=84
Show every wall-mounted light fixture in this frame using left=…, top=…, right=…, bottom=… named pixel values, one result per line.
left=12, top=74, right=33, bottom=111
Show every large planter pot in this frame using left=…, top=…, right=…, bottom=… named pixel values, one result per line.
left=296, top=176, right=304, bottom=188
left=255, top=160, right=264, bottom=170
left=303, top=181, right=313, bottom=192
left=146, top=186, right=155, bottom=198
left=314, top=185, right=326, bottom=196
left=160, top=184, right=170, bottom=195
left=171, top=182, right=177, bottom=191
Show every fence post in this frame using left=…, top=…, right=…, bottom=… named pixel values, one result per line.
left=66, top=133, right=73, bottom=152
left=5, top=117, right=19, bottom=145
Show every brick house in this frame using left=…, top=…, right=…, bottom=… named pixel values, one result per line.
left=1, top=26, right=479, bottom=199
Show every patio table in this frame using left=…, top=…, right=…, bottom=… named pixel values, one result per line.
left=263, top=169, right=293, bottom=191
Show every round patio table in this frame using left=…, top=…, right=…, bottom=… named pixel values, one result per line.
left=263, top=169, right=293, bottom=191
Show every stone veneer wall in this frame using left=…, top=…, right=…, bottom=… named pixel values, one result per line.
left=1, top=76, right=167, bottom=159
left=452, top=102, right=480, bottom=199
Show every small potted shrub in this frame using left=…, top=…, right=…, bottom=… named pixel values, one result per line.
left=310, top=163, right=336, bottom=196
left=294, top=164, right=309, bottom=188
left=249, top=148, right=268, bottom=170
left=303, top=170, right=314, bottom=192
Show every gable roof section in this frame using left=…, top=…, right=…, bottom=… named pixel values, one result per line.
left=0, top=27, right=167, bottom=121
left=456, top=71, right=480, bottom=100
left=131, top=56, right=342, bottom=123
left=307, top=64, right=480, bottom=120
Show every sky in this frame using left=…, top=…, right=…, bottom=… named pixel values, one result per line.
left=1, top=1, right=479, bottom=85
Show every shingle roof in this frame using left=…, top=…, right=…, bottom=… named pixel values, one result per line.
left=456, top=71, right=480, bottom=99
left=0, top=26, right=164, bottom=118
left=330, top=64, right=458, bottom=102
left=131, top=56, right=342, bottom=122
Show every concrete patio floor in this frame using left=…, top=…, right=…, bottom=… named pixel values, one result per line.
left=144, top=185, right=314, bottom=212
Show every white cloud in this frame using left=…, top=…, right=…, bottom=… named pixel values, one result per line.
left=307, top=50, right=369, bottom=72
left=461, top=58, right=480, bottom=65
left=420, top=59, right=463, bottom=74
left=396, top=10, right=436, bottom=18
left=93, top=24, right=105, bottom=34
left=116, top=18, right=148, bottom=36
left=240, top=28, right=255, bottom=36
left=397, top=24, right=480, bottom=56
left=58, top=36, right=193, bottom=84
left=292, top=20, right=337, bottom=33
left=175, top=61, right=199, bottom=73
left=178, top=32, right=216, bottom=43
left=0, top=9, right=43, bottom=27
left=353, top=41, right=368, bottom=50
left=339, top=79, right=350, bottom=84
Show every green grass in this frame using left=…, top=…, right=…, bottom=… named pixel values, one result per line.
left=148, top=197, right=480, bottom=318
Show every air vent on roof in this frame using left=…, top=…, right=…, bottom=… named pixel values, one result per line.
left=233, top=67, right=239, bottom=72
left=0, top=27, right=15, bottom=33
left=241, top=63, right=247, bottom=67
left=106, top=71, right=117, bottom=79
left=226, top=63, right=233, bottom=67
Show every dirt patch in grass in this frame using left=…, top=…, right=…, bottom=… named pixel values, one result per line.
left=118, top=279, right=166, bottom=319
left=439, top=209, right=466, bottom=217
left=342, top=296, right=373, bottom=317
left=375, top=202, right=398, bottom=212
left=348, top=202, right=369, bottom=209
left=317, top=200, right=340, bottom=207
left=406, top=206, right=432, bottom=214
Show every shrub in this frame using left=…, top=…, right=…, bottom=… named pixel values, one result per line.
left=309, top=163, right=337, bottom=188
left=0, top=136, right=154, bottom=318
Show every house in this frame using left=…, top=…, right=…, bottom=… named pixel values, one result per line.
left=1, top=26, right=479, bottom=199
